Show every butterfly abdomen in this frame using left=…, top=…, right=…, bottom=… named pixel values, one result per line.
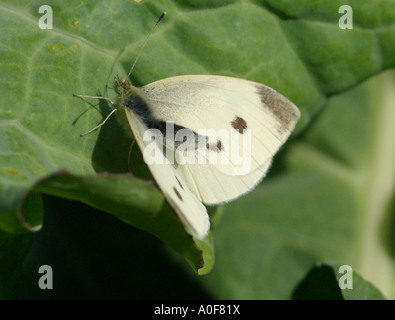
left=122, top=88, right=153, bottom=123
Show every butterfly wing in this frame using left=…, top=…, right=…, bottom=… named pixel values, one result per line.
left=140, top=75, right=300, bottom=204
left=123, top=106, right=210, bottom=240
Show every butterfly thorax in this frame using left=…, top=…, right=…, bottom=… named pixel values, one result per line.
left=113, top=76, right=152, bottom=120
left=113, top=75, right=156, bottom=138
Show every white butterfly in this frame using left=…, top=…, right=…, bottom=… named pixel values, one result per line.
left=74, top=13, right=300, bottom=240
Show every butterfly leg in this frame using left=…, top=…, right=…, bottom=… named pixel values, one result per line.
left=73, top=94, right=117, bottom=136
left=79, top=108, right=117, bottom=137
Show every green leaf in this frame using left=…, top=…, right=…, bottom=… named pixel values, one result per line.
left=0, top=0, right=395, bottom=296
left=293, top=262, right=386, bottom=300
left=0, top=233, right=32, bottom=299
left=33, top=170, right=214, bottom=274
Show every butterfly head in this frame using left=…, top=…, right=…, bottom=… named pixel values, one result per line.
left=113, top=75, right=133, bottom=96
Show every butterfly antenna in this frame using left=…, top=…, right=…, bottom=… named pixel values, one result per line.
left=127, top=11, right=166, bottom=79
left=105, top=48, right=125, bottom=94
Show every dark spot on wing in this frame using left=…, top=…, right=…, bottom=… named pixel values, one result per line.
left=256, top=84, right=299, bottom=132
left=175, top=176, right=184, bottom=190
left=173, top=187, right=183, bottom=201
left=206, top=140, right=224, bottom=152
left=231, top=116, right=247, bottom=134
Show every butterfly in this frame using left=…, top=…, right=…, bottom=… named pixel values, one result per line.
left=74, top=13, right=300, bottom=240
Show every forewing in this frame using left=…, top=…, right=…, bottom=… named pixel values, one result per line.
left=140, top=75, right=300, bottom=204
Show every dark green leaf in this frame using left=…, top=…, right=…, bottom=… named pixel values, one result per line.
left=293, top=262, right=386, bottom=300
